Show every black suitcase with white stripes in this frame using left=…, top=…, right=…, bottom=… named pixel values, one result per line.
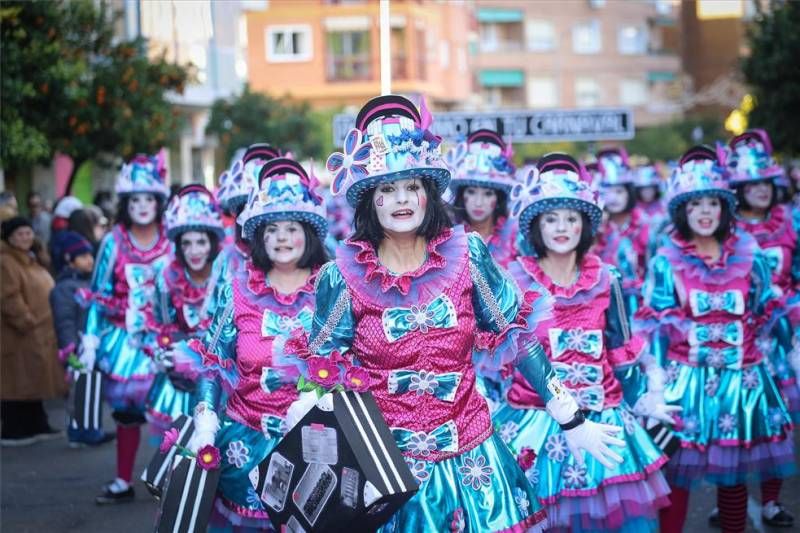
left=68, top=370, right=104, bottom=431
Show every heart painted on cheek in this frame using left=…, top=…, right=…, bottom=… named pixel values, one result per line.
left=376, top=195, right=384, bottom=207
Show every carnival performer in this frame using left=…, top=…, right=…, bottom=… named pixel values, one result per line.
left=449, top=129, right=519, bottom=268
left=592, top=148, right=651, bottom=317
left=700, top=130, right=798, bottom=529
left=175, top=156, right=329, bottom=531
left=215, top=143, right=281, bottom=276
left=288, top=95, right=624, bottom=532
left=634, top=163, right=667, bottom=230
left=79, top=153, right=171, bottom=504
left=144, top=185, right=227, bottom=437
left=493, top=153, right=675, bottom=533
left=635, top=145, right=796, bottom=533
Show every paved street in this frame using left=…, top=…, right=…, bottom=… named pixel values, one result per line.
left=2, top=401, right=798, bottom=532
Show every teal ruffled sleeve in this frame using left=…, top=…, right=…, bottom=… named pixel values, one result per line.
left=750, top=250, right=778, bottom=315
left=606, top=268, right=648, bottom=404
left=307, top=262, right=356, bottom=358
left=638, top=255, right=679, bottom=367
left=151, top=264, right=177, bottom=330
left=83, top=232, right=118, bottom=337
left=467, top=233, right=520, bottom=335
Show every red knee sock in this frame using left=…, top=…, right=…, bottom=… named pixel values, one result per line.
left=761, top=478, right=782, bottom=505
left=718, top=484, right=747, bottom=533
left=659, top=485, right=690, bottom=533
left=116, top=424, right=141, bottom=483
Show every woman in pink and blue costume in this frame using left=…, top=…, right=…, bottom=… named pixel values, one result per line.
left=635, top=145, right=796, bottom=533
left=215, top=143, right=282, bottom=278
left=492, top=154, right=674, bottom=533
left=176, top=157, right=329, bottom=531
left=291, top=95, right=624, bottom=533
left=448, top=129, right=519, bottom=269
left=591, top=148, right=651, bottom=318
left=144, top=185, right=227, bottom=437
left=78, top=153, right=172, bottom=504
left=634, top=163, right=667, bottom=231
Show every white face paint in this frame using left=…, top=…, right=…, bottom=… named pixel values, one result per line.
left=686, top=195, right=721, bottom=237
left=601, top=185, right=630, bottom=214
left=638, top=186, right=658, bottom=204
left=264, top=220, right=306, bottom=267
left=463, top=186, right=497, bottom=224
left=742, top=181, right=773, bottom=211
left=128, top=193, right=158, bottom=225
left=538, top=208, right=583, bottom=255
left=180, top=230, right=212, bottom=272
left=373, top=178, right=427, bottom=235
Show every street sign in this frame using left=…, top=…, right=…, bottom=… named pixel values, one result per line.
left=333, top=107, right=634, bottom=145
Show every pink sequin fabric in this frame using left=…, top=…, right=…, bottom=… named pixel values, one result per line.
left=737, top=204, right=797, bottom=296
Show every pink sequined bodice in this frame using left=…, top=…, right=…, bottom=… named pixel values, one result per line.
left=737, top=205, right=796, bottom=295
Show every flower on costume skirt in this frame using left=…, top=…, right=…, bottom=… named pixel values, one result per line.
left=619, top=408, right=638, bottom=435
left=514, top=487, right=531, bottom=517
left=306, top=356, right=341, bottom=388
left=517, top=446, right=537, bottom=471
left=497, top=421, right=519, bottom=444
left=197, top=445, right=221, bottom=470
left=562, top=463, right=588, bottom=489
left=706, top=349, right=726, bottom=369
left=718, top=413, right=736, bottom=434
left=406, top=304, right=436, bottom=333
left=344, top=366, right=371, bottom=392
left=408, top=431, right=438, bottom=457
left=226, top=440, right=251, bottom=469
left=404, top=457, right=432, bottom=486
left=680, top=414, right=700, bottom=436
left=458, top=454, right=494, bottom=490
left=742, top=368, right=761, bottom=390
left=526, top=467, right=540, bottom=486
left=704, top=374, right=720, bottom=397
left=409, top=371, right=438, bottom=396
left=665, top=362, right=680, bottom=385
left=545, top=433, right=569, bottom=463
left=450, top=508, right=466, bottom=533
left=246, top=487, right=264, bottom=510
left=768, top=407, right=786, bottom=430
left=160, top=427, right=180, bottom=453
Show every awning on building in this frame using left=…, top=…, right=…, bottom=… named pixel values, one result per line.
left=647, top=70, right=676, bottom=82
left=476, top=8, right=523, bottom=24
left=479, top=69, right=524, bottom=87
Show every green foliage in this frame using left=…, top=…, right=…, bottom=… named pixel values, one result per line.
left=206, top=86, right=330, bottom=166
left=742, top=2, right=800, bottom=156
left=625, top=115, right=725, bottom=162
left=0, top=0, right=189, bottom=175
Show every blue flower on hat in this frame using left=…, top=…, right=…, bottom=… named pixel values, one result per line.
left=326, top=129, right=372, bottom=196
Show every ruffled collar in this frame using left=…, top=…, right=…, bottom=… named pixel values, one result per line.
left=244, top=260, right=318, bottom=305
left=607, top=207, right=644, bottom=236
left=519, top=253, right=603, bottom=299
left=668, top=231, right=741, bottom=269
left=344, top=227, right=453, bottom=295
left=737, top=204, right=786, bottom=236
left=115, top=224, right=169, bottom=261
left=166, top=260, right=209, bottom=304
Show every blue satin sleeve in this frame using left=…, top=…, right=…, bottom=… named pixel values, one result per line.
left=196, top=281, right=239, bottom=393
left=467, top=233, right=519, bottom=334
left=792, top=208, right=800, bottom=285
left=307, top=262, right=355, bottom=357
left=151, top=264, right=177, bottom=328
left=516, top=339, right=559, bottom=405
left=195, top=375, right=221, bottom=411
left=606, top=267, right=631, bottom=351
left=640, top=255, right=678, bottom=367
left=84, top=232, right=117, bottom=336
left=750, top=250, right=777, bottom=316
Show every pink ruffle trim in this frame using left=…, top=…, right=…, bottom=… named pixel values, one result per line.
left=497, top=508, right=548, bottom=533
left=243, top=261, right=318, bottom=304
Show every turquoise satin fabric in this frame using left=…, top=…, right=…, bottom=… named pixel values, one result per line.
left=391, top=420, right=459, bottom=456
left=549, top=328, right=603, bottom=359
left=689, top=289, right=745, bottom=316
left=388, top=369, right=462, bottom=402
left=552, top=362, right=603, bottom=386
left=467, top=234, right=520, bottom=335
left=146, top=373, right=194, bottom=427
left=379, top=433, right=544, bottom=533
left=95, top=324, right=155, bottom=384
left=307, top=262, right=355, bottom=358
left=687, top=345, right=743, bottom=369
left=689, top=321, right=742, bottom=345
left=382, top=294, right=457, bottom=342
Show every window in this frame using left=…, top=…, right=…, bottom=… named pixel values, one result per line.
left=618, top=25, right=647, bottom=55
left=440, top=40, right=450, bottom=68
left=391, top=27, right=407, bottom=80
left=526, top=20, right=556, bottom=51
left=266, top=25, right=312, bottom=62
left=416, top=28, right=427, bottom=80
left=572, top=20, right=601, bottom=54
left=327, top=30, right=371, bottom=81
left=619, top=79, right=648, bottom=105
left=479, top=23, right=500, bottom=52
left=575, top=77, right=601, bottom=107
left=527, top=77, right=559, bottom=108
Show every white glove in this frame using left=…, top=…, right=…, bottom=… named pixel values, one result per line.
left=78, top=333, right=100, bottom=370
left=285, top=392, right=318, bottom=433
left=563, top=419, right=625, bottom=469
left=154, top=347, right=175, bottom=373
left=645, top=365, right=667, bottom=393
left=189, top=405, right=219, bottom=453
left=633, top=391, right=682, bottom=424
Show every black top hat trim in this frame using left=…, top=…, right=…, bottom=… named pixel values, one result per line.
left=680, top=144, right=717, bottom=165
left=355, top=95, right=421, bottom=132
left=244, top=143, right=281, bottom=164
left=177, top=184, right=212, bottom=198
left=258, top=157, right=308, bottom=186
left=537, top=152, right=581, bottom=174
left=467, top=129, right=506, bottom=149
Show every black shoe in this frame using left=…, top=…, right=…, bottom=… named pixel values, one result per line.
left=763, top=502, right=794, bottom=528
left=95, top=484, right=135, bottom=505
left=34, top=427, right=63, bottom=443
left=87, top=431, right=116, bottom=447
left=0, top=434, right=38, bottom=447
left=708, top=507, right=720, bottom=528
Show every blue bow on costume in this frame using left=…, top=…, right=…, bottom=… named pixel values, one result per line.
left=689, top=289, right=745, bottom=317
left=552, top=362, right=603, bottom=386
left=763, top=247, right=784, bottom=275
left=391, top=420, right=459, bottom=457
left=260, top=414, right=286, bottom=439
left=688, top=345, right=743, bottom=369
left=688, top=321, right=743, bottom=346
left=382, top=294, right=457, bottom=343
left=570, top=385, right=605, bottom=412
left=388, top=369, right=463, bottom=402
left=261, top=307, right=313, bottom=338
left=548, top=328, right=604, bottom=359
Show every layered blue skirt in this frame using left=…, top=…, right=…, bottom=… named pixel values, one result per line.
left=95, top=324, right=154, bottom=413
left=144, top=373, right=194, bottom=437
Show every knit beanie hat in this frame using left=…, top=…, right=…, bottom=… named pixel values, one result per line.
left=55, top=231, right=93, bottom=261
left=1, top=216, right=33, bottom=241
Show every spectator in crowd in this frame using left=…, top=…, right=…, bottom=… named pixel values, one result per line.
left=27, top=191, right=52, bottom=245
left=0, top=191, right=19, bottom=222
left=50, top=196, right=84, bottom=274
left=93, top=190, right=114, bottom=222
left=49, top=231, right=114, bottom=447
left=86, top=205, right=110, bottom=244
left=68, top=208, right=102, bottom=257
left=1, top=217, right=65, bottom=447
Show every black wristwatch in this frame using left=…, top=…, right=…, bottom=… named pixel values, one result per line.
left=559, top=410, right=585, bottom=431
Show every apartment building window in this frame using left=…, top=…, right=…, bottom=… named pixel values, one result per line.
left=527, top=77, right=559, bottom=108
left=619, top=79, right=648, bottom=106
left=572, top=20, right=601, bottom=54
left=618, top=25, right=647, bottom=55
left=526, top=20, right=556, bottom=51
left=392, top=27, right=407, bottom=80
left=575, top=77, right=601, bottom=107
left=416, top=28, right=427, bottom=81
left=327, top=30, right=371, bottom=81
left=266, top=25, right=312, bottom=62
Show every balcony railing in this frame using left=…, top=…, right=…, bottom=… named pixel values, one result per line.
left=392, top=55, right=407, bottom=80
left=326, top=54, right=372, bottom=82
left=478, top=40, right=525, bottom=53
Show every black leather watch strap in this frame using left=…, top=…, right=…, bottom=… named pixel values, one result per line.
left=559, top=410, right=586, bottom=431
